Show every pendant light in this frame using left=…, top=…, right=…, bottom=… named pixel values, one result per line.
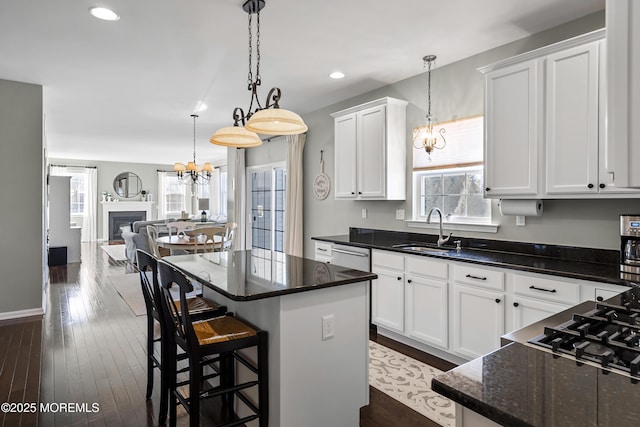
left=413, top=55, right=447, bottom=160
left=174, top=114, right=213, bottom=185
left=210, top=0, right=307, bottom=148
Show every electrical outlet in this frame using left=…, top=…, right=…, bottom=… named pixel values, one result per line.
left=516, top=215, right=526, bottom=226
left=396, top=209, right=405, bottom=220
left=322, top=314, right=335, bottom=340
left=361, top=209, right=367, bottom=219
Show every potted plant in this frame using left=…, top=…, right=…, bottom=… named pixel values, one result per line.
left=141, top=190, right=147, bottom=201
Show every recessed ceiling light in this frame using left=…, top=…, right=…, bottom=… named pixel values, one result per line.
left=89, top=7, right=120, bottom=21
left=330, top=71, right=345, bottom=79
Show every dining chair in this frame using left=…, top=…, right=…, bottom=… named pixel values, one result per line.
left=146, top=224, right=170, bottom=258
left=167, top=221, right=195, bottom=238
left=135, top=250, right=226, bottom=424
left=223, top=222, right=237, bottom=251
left=157, top=260, right=268, bottom=427
left=185, top=226, right=226, bottom=253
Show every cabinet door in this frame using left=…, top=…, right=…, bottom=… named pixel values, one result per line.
left=405, top=275, right=448, bottom=349
left=453, top=284, right=504, bottom=360
left=357, top=105, right=386, bottom=199
left=511, top=297, right=571, bottom=331
left=334, top=113, right=357, bottom=198
left=371, top=268, right=404, bottom=333
left=545, top=42, right=599, bottom=194
left=484, top=60, right=539, bottom=197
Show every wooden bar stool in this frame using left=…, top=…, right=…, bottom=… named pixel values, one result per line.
left=136, top=249, right=226, bottom=424
left=157, top=259, right=268, bottom=427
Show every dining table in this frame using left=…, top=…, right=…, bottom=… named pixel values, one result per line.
left=156, top=233, right=223, bottom=253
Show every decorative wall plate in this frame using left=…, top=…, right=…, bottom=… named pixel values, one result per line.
left=313, top=152, right=331, bottom=200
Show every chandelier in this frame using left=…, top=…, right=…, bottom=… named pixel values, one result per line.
left=210, top=0, right=308, bottom=148
left=413, top=55, right=446, bottom=160
left=174, top=114, right=213, bottom=185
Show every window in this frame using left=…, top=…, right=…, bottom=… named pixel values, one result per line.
left=160, top=173, right=190, bottom=217
left=412, top=116, right=490, bottom=224
left=415, top=167, right=489, bottom=222
left=219, top=170, right=227, bottom=217
left=69, top=172, right=86, bottom=214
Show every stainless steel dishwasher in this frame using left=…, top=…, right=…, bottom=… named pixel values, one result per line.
left=331, top=244, right=373, bottom=326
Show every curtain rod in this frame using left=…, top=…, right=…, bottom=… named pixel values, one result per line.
left=50, top=164, right=97, bottom=169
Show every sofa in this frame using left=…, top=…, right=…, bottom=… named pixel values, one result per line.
left=122, top=216, right=227, bottom=263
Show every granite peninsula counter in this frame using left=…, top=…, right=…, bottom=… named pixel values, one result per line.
left=163, top=250, right=377, bottom=427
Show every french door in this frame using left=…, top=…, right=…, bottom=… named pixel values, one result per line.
left=246, top=163, right=286, bottom=273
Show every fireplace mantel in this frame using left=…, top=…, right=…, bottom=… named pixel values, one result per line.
left=101, top=201, right=154, bottom=240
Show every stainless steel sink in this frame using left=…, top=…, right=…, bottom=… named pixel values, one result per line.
left=392, top=243, right=452, bottom=253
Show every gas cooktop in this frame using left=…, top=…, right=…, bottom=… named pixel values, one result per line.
left=529, top=287, right=640, bottom=379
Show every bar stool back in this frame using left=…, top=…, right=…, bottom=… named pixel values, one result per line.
left=157, top=260, right=268, bottom=427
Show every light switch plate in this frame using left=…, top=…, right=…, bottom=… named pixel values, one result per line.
left=362, top=209, right=367, bottom=219
left=516, top=215, right=526, bottom=226
left=395, top=209, right=405, bottom=220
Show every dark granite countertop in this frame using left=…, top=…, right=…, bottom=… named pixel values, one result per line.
left=432, top=338, right=640, bottom=427
left=162, top=250, right=377, bottom=301
left=313, top=228, right=636, bottom=287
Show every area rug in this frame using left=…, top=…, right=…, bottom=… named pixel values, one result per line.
left=101, top=244, right=127, bottom=262
left=369, top=341, right=455, bottom=427
left=107, top=273, right=146, bottom=316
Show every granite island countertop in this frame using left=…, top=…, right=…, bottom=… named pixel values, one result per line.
left=162, top=249, right=377, bottom=301
left=313, top=228, right=635, bottom=287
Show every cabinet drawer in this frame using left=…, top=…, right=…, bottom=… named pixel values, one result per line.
left=315, top=242, right=333, bottom=255
left=372, top=250, right=404, bottom=271
left=513, top=274, right=580, bottom=304
left=453, top=264, right=504, bottom=290
left=406, top=255, right=447, bottom=280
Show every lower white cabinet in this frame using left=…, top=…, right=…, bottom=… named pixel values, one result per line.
left=314, top=241, right=333, bottom=263
left=371, top=250, right=449, bottom=349
left=453, top=284, right=505, bottom=360
left=511, top=296, right=571, bottom=330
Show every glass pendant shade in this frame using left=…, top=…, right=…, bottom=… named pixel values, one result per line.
left=210, top=126, right=263, bottom=148
left=244, top=108, right=308, bottom=135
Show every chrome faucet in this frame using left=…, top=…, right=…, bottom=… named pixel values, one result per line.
left=426, top=207, right=452, bottom=247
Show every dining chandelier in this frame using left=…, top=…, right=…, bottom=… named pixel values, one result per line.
left=210, top=0, right=308, bottom=148
left=174, top=114, right=213, bottom=185
left=413, top=55, right=447, bottom=160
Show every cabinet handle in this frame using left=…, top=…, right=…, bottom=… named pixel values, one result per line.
left=397, top=276, right=402, bottom=281
left=317, top=248, right=328, bottom=252
left=513, top=302, right=519, bottom=307
left=466, top=274, right=487, bottom=281
left=529, top=285, right=557, bottom=293
left=596, top=296, right=604, bottom=302
left=599, top=183, right=605, bottom=189
left=495, top=298, right=501, bottom=304
left=407, top=279, right=412, bottom=284
left=485, top=187, right=490, bottom=192
left=587, top=183, right=594, bottom=189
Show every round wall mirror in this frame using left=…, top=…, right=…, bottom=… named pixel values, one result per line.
left=113, top=172, right=142, bottom=198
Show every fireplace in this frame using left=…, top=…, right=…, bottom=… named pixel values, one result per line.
left=101, top=201, right=154, bottom=240
left=109, top=211, right=146, bottom=241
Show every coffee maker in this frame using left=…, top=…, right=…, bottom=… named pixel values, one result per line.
left=620, top=214, right=640, bottom=277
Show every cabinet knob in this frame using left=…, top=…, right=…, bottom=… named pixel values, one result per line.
left=587, top=183, right=594, bottom=189
left=495, top=298, right=501, bottom=304
left=485, top=187, right=490, bottom=192
left=407, top=279, right=412, bottom=284
left=358, top=191, right=362, bottom=195
left=351, top=192, right=355, bottom=195
left=596, top=296, right=604, bottom=302
left=599, top=183, right=605, bottom=189
left=397, top=276, right=402, bottom=281
left=513, top=302, right=519, bottom=307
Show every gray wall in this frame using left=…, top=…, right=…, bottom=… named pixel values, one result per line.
left=48, top=158, right=174, bottom=238
left=0, top=79, right=44, bottom=315
left=299, top=10, right=639, bottom=256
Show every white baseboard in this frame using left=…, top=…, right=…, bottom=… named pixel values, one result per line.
left=0, top=307, right=44, bottom=322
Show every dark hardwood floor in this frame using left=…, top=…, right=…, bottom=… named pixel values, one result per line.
left=3, top=243, right=457, bottom=426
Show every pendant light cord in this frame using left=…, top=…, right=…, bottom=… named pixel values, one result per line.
left=191, top=114, right=198, bottom=164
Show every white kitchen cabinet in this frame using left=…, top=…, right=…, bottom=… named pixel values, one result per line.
left=607, top=0, right=640, bottom=188
left=314, top=241, right=333, bottom=263
left=331, top=97, right=407, bottom=200
left=482, top=59, right=540, bottom=198
left=371, top=250, right=449, bottom=349
left=452, top=264, right=505, bottom=359
left=405, top=256, right=449, bottom=349
left=511, top=296, right=571, bottom=331
left=371, top=251, right=405, bottom=333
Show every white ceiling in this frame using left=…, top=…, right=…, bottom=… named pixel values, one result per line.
left=0, top=0, right=604, bottom=166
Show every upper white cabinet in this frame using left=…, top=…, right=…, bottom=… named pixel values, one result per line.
left=607, top=0, right=640, bottom=188
left=480, top=29, right=639, bottom=198
left=331, top=97, right=407, bottom=200
left=483, top=59, right=540, bottom=197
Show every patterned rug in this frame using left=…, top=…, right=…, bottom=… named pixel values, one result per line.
left=369, top=341, right=455, bottom=427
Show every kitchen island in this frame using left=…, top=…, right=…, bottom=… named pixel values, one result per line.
left=163, top=250, right=377, bottom=427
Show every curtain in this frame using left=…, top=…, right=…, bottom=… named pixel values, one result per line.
left=232, top=148, right=246, bottom=250
left=82, top=167, right=97, bottom=241
left=157, top=171, right=167, bottom=219
left=284, top=133, right=306, bottom=256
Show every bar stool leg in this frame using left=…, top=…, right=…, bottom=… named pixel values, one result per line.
left=145, top=315, right=154, bottom=399
left=158, top=329, right=169, bottom=424
left=258, top=331, right=269, bottom=427
left=189, top=353, right=201, bottom=427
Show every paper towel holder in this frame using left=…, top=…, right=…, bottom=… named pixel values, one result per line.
left=498, top=199, right=544, bottom=217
